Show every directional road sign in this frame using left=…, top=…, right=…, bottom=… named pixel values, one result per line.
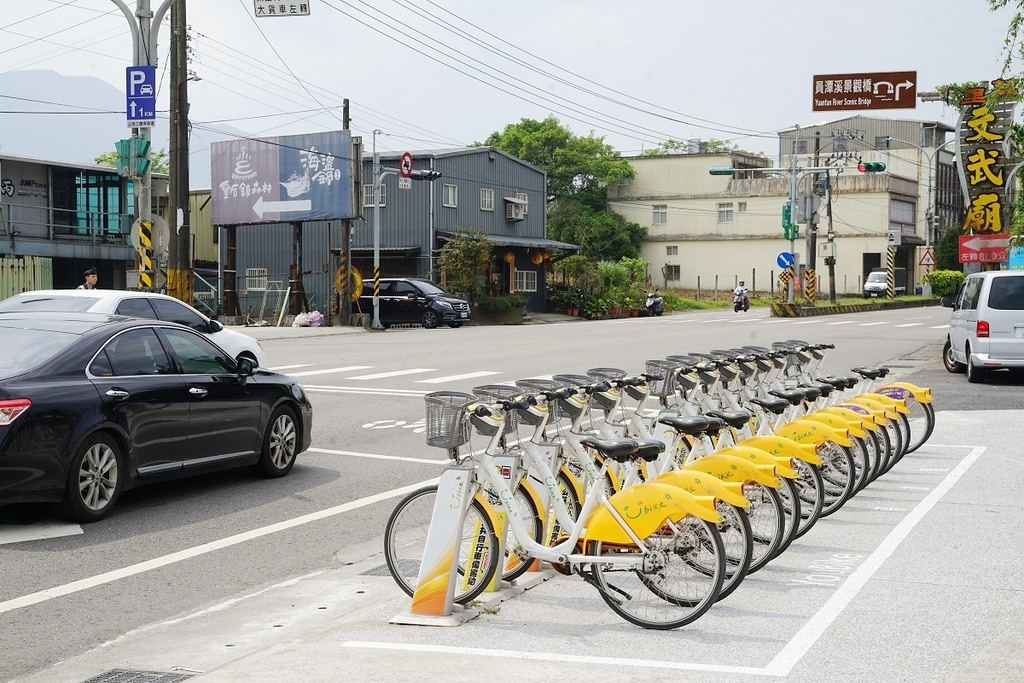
left=777, top=252, right=794, bottom=269
left=812, top=71, right=917, bottom=112
left=125, top=65, right=156, bottom=128
left=959, top=234, right=1010, bottom=264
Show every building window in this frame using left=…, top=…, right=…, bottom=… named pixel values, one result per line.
left=442, top=183, right=457, bottom=207
left=738, top=202, right=747, bottom=213
left=717, top=202, right=734, bottom=223
left=793, top=140, right=807, bottom=154
left=514, top=268, right=538, bottom=293
left=875, top=136, right=890, bottom=150
left=666, top=246, right=678, bottom=256
left=481, top=188, right=495, bottom=211
left=516, top=191, right=528, bottom=214
left=652, top=204, right=667, bottom=224
left=245, top=267, right=268, bottom=291
left=664, top=265, right=681, bottom=281
left=363, top=183, right=386, bottom=208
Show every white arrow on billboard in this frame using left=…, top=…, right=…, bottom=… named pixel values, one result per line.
left=962, top=235, right=1011, bottom=250
left=253, top=195, right=312, bottom=218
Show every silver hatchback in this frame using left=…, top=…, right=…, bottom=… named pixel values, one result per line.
left=941, top=271, right=1024, bottom=383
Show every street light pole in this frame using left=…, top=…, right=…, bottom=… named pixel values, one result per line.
left=372, top=129, right=384, bottom=330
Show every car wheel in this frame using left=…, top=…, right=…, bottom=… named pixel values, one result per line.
left=422, top=309, right=440, bottom=329
left=255, top=406, right=299, bottom=477
left=447, top=322, right=463, bottom=328
left=58, top=433, right=123, bottom=523
left=965, top=345, right=986, bottom=384
left=942, top=339, right=965, bottom=373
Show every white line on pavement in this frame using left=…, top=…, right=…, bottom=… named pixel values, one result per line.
left=307, top=447, right=444, bottom=465
left=302, top=385, right=429, bottom=396
left=826, top=320, right=856, bottom=325
left=0, top=521, right=82, bottom=546
left=859, top=322, right=887, bottom=326
left=288, top=366, right=373, bottom=377
left=417, top=371, right=503, bottom=384
left=893, top=323, right=923, bottom=328
left=348, top=369, right=437, bottom=380
left=268, top=364, right=311, bottom=371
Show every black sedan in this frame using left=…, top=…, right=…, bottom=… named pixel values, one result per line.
left=0, top=312, right=313, bottom=522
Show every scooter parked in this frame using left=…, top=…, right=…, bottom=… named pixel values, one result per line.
left=645, top=291, right=664, bottom=317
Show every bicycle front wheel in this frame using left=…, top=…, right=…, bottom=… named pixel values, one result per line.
left=590, top=516, right=724, bottom=629
left=384, top=485, right=499, bottom=605
left=903, top=399, right=935, bottom=454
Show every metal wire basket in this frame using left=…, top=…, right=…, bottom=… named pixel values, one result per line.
left=551, top=374, right=593, bottom=418
left=472, top=384, right=521, bottom=435
left=515, top=378, right=565, bottom=423
left=424, top=391, right=475, bottom=449
left=644, top=359, right=679, bottom=399
left=586, top=367, right=626, bottom=382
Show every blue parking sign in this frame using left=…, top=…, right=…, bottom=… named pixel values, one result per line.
left=126, top=66, right=156, bottom=127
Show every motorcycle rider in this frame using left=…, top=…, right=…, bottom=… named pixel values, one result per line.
left=734, top=281, right=748, bottom=299
left=733, top=280, right=749, bottom=311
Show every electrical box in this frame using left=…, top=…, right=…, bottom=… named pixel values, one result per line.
left=818, top=241, right=836, bottom=258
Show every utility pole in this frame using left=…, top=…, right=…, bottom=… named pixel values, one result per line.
left=168, top=0, right=191, bottom=303
left=824, top=170, right=837, bottom=304
left=339, top=99, right=352, bottom=325
left=804, top=132, right=821, bottom=305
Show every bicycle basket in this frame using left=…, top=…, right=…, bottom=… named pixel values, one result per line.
left=515, top=378, right=564, bottom=423
left=424, top=391, right=475, bottom=449
left=472, top=384, right=521, bottom=435
left=644, top=359, right=679, bottom=399
left=551, top=374, right=593, bottom=418
left=586, top=367, right=626, bottom=382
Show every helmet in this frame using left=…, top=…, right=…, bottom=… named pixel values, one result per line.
left=738, top=281, right=745, bottom=286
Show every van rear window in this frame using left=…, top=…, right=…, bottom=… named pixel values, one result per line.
left=987, top=277, right=1024, bottom=310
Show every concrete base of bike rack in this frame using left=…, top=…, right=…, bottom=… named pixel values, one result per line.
left=389, top=568, right=557, bottom=627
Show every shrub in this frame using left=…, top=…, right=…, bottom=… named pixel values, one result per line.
left=926, top=269, right=965, bottom=297
left=476, top=293, right=527, bottom=312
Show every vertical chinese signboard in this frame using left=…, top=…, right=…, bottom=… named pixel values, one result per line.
left=957, top=81, right=1018, bottom=264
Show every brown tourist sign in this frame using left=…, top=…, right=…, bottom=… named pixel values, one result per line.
left=812, top=71, right=917, bottom=112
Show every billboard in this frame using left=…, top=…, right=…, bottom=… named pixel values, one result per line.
left=211, top=130, right=354, bottom=225
left=812, top=71, right=917, bottom=112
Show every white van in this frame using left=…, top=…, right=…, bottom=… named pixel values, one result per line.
left=941, top=271, right=1024, bottom=383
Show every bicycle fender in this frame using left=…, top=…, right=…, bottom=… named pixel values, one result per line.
left=739, top=435, right=823, bottom=466
left=837, top=401, right=889, bottom=424
left=801, top=412, right=867, bottom=439
left=878, top=382, right=933, bottom=404
left=653, top=470, right=751, bottom=508
left=682, top=454, right=781, bottom=488
left=715, top=445, right=799, bottom=479
left=773, top=419, right=854, bottom=448
left=859, top=392, right=912, bottom=414
left=819, top=406, right=880, bottom=430
left=845, top=396, right=900, bottom=420
left=582, top=483, right=721, bottom=544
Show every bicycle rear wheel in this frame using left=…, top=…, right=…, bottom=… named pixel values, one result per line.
left=903, top=400, right=935, bottom=454
left=818, top=441, right=856, bottom=517
left=498, top=483, right=545, bottom=583
left=384, top=485, right=499, bottom=605
left=792, top=459, right=824, bottom=540
left=590, top=516, right=725, bottom=629
left=716, top=502, right=753, bottom=601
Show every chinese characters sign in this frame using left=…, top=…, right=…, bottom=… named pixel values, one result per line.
left=254, top=2, right=310, bottom=17
left=812, top=71, right=917, bottom=112
left=211, top=131, right=354, bottom=225
left=958, top=82, right=1016, bottom=235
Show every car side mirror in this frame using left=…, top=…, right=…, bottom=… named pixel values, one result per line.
left=406, top=292, right=417, bottom=299
left=209, top=320, right=224, bottom=333
left=236, top=357, right=255, bottom=377
left=939, top=296, right=953, bottom=308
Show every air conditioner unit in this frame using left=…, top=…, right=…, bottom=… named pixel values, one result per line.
left=507, top=202, right=526, bottom=221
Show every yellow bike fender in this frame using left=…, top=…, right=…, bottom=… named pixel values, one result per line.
left=858, top=392, right=911, bottom=414
left=739, top=435, right=823, bottom=466
left=819, top=406, right=880, bottom=430
left=837, top=400, right=890, bottom=424
left=653, top=470, right=751, bottom=508
left=773, top=419, right=854, bottom=448
left=582, top=482, right=721, bottom=544
left=845, top=396, right=899, bottom=420
left=682, top=454, right=781, bottom=488
left=716, top=445, right=799, bottom=479
left=802, top=412, right=867, bottom=439
left=878, top=382, right=933, bottom=404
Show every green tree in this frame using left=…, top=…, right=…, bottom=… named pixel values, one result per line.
left=436, top=227, right=493, bottom=301
left=642, top=138, right=748, bottom=156
left=934, top=221, right=962, bottom=271
left=94, top=148, right=170, bottom=175
left=548, top=199, right=645, bottom=261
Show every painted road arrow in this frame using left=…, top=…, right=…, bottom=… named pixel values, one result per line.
left=252, top=196, right=312, bottom=219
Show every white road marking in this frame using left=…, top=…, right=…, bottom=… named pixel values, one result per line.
left=287, top=366, right=372, bottom=377
left=417, top=371, right=503, bottom=384
left=0, top=474, right=441, bottom=615
left=268, top=364, right=311, bottom=371
left=930, top=324, right=949, bottom=329
left=792, top=320, right=819, bottom=325
left=0, top=521, right=83, bottom=546
left=893, top=323, right=922, bottom=328
left=303, top=385, right=429, bottom=396
left=826, top=320, right=856, bottom=325
left=347, top=369, right=436, bottom=380
left=307, top=447, right=444, bottom=465
left=859, top=322, right=887, bottom=326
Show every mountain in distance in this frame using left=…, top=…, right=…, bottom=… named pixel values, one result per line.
left=0, top=69, right=244, bottom=189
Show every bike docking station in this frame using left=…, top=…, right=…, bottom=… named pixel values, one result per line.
left=390, top=453, right=556, bottom=628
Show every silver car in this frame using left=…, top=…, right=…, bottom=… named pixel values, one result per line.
left=0, top=289, right=268, bottom=367
left=941, top=271, right=1024, bottom=383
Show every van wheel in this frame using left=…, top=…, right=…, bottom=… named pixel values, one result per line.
left=422, top=309, right=440, bottom=329
left=942, top=339, right=965, bottom=373
left=965, top=344, right=986, bottom=384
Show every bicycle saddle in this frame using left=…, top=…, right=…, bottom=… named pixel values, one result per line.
left=578, top=436, right=663, bottom=463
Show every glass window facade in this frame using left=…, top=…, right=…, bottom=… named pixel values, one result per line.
left=51, top=167, right=131, bottom=236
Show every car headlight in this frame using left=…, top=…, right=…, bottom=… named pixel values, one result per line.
left=291, top=383, right=307, bottom=402
left=435, top=300, right=453, bottom=310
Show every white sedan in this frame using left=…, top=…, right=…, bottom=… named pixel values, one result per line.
left=0, top=289, right=268, bottom=367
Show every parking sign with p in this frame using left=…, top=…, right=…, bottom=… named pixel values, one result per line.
left=126, top=65, right=157, bottom=127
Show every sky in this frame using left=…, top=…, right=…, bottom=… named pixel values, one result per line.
left=0, top=0, right=1020, bottom=179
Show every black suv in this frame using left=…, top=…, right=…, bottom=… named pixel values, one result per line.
left=358, top=278, right=471, bottom=328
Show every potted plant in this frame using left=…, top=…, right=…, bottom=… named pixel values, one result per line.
left=473, top=293, right=528, bottom=324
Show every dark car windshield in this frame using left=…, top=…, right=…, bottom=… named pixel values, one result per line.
left=0, top=294, right=96, bottom=312
left=413, top=281, right=449, bottom=296
left=0, top=327, right=79, bottom=377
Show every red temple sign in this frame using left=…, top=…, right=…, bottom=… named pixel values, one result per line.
left=959, top=234, right=1010, bottom=264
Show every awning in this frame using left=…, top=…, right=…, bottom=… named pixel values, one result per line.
left=348, top=246, right=421, bottom=256
left=503, top=196, right=528, bottom=205
left=436, top=231, right=579, bottom=252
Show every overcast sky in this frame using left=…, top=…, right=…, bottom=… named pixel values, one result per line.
left=1, top=0, right=1019, bottom=169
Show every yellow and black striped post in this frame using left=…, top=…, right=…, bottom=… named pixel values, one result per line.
left=804, top=267, right=816, bottom=305
left=138, top=219, right=153, bottom=291
left=886, top=246, right=896, bottom=299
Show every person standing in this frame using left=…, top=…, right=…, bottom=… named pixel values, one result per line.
left=77, top=267, right=98, bottom=290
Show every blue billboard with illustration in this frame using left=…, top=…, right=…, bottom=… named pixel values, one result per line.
left=211, top=131, right=354, bottom=225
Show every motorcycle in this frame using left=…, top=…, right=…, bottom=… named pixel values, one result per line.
left=733, top=291, right=750, bottom=313
left=645, top=292, right=664, bottom=317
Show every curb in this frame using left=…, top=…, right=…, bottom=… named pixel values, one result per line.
left=770, top=299, right=941, bottom=318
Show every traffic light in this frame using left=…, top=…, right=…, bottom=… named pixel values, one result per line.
left=410, top=169, right=442, bottom=181
left=782, top=201, right=798, bottom=240
left=113, top=136, right=151, bottom=177
left=708, top=166, right=735, bottom=176
left=857, top=161, right=886, bottom=173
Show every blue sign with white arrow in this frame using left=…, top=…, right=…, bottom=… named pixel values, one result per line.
left=777, top=252, right=794, bottom=269
left=126, top=66, right=156, bottom=127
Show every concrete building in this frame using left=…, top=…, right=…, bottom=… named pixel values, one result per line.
left=608, top=116, right=962, bottom=298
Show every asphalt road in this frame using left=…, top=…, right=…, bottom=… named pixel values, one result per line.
left=4, top=305, right=1023, bottom=682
